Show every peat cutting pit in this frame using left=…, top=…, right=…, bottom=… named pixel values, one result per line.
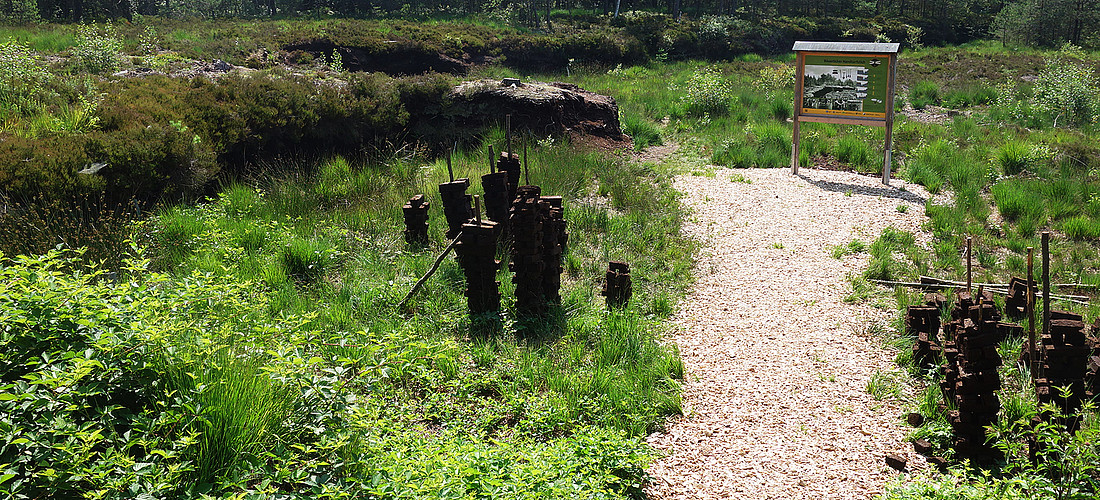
left=283, top=41, right=491, bottom=75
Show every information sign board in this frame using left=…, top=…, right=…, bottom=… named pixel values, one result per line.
left=790, top=41, right=900, bottom=184
left=800, top=53, right=889, bottom=119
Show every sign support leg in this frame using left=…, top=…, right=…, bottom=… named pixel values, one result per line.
left=791, top=118, right=801, bottom=175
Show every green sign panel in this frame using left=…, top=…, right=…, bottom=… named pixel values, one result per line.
left=800, top=53, right=891, bottom=119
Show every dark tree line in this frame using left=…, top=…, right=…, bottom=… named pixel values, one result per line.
left=2, top=0, right=1097, bottom=48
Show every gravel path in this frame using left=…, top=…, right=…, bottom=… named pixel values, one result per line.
left=647, top=168, right=932, bottom=499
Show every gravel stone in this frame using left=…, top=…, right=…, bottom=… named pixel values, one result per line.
left=647, top=168, right=932, bottom=499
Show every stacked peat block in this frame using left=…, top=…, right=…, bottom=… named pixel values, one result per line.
left=942, top=291, right=1005, bottom=462
left=1004, top=276, right=1030, bottom=320
left=510, top=185, right=547, bottom=317
left=454, top=219, right=501, bottom=314
left=602, top=261, right=632, bottom=308
left=498, top=152, right=521, bottom=206
left=402, top=194, right=430, bottom=246
left=481, top=169, right=511, bottom=234
left=907, top=300, right=942, bottom=370
left=439, top=178, right=473, bottom=239
left=1036, top=311, right=1091, bottom=419
left=541, top=196, right=566, bottom=304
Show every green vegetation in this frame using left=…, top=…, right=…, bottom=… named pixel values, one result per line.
left=3, top=9, right=1100, bottom=498
left=2, top=136, right=693, bottom=497
left=909, top=81, right=941, bottom=109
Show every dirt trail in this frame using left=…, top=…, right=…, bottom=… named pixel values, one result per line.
left=647, top=168, right=932, bottom=499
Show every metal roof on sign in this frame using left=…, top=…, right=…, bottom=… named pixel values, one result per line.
left=792, top=41, right=900, bottom=53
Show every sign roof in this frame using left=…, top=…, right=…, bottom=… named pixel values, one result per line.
left=791, top=41, right=900, bottom=54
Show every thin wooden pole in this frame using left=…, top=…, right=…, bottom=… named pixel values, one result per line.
left=397, top=231, right=463, bottom=310
left=506, top=114, right=512, bottom=158
left=488, top=145, right=495, bottom=173
left=523, top=137, right=529, bottom=185
left=1027, top=246, right=1036, bottom=379
left=977, top=285, right=984, bottom=319
left=1042, top=231, right=1051, bottom=348
left=966, top=236, right=972, bottom=295
left=446, top=148, right=454, bottom=182
left=791, top=51, right=805, bottom=176
left=882, top=53, right=898, bottom=185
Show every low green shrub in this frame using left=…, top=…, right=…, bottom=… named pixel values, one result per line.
left=997, top=140, right=1035, bottom=175
left=835, top=135, right=873, bottom=169
left=909, top=80, right=941, bottom=109
left=1032, top=44, right=1100, bottom=128
left=992, top=179, right=1044, bottom=224
left=770, top=99, right=793, bottom=121
left=280, top=237, right=337, bottom=283
left=864, top=227, right=916, bottom=281
left=622, top=111, right=662, bottom=150
left=72, top=22, right=122, bottom=74
left=679, top=67, right=734, bottom=116
left=712, top=122, right=790, bottom=168
left=1061, top=215, right=1100, bottom=240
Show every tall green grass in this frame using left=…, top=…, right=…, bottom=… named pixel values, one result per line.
left=124, top=134, right=694, bottom=496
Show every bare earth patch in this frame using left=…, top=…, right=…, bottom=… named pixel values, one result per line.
left=647, top=168, right=932, bottom=499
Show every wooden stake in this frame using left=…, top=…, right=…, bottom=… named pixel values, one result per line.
left=523, top=137, right=529, bottom=185
left=976, top=285, right=984, bottom=323
left=506, top=114, right=512, bottom=158
left=489, top=145, right=495, bottom=173
left=446, top=148, right=454, bottom=182
left=1027, top=246, right=1036, bottom=378
left=1042, top=231, right=1051, bottom=349
left=966, top=236, right=972, bottom=295
left=397, top=231, right=462, bottom=310
left=474, top=195, right=481, bottom=225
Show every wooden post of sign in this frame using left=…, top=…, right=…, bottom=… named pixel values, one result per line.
left=790, top=42, right=899, bottom=184
left=882, top=53, right=898, bottom=185
left=791, top=51, right=806, bottom=176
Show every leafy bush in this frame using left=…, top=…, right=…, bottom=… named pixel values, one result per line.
left=754, top=64, right=796, bottom=101
left=0, top=38, right=55, bottom=117
left=1032, top=44, right=1100, bottom=127
left=73, top=23, right=122, bottom=74
left=679, top=67, right=734, bottom=116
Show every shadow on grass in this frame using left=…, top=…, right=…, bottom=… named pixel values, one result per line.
left=512, top=304, right=569, bottom=345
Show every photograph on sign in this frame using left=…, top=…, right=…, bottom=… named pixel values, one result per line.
left=800, top=53, right=890, bottom=119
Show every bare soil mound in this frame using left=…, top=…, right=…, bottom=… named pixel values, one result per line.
left=450, top=79, right=629, bottom=145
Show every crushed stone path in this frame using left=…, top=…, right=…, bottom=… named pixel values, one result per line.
left=647, top=168, right=932, bottom=499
